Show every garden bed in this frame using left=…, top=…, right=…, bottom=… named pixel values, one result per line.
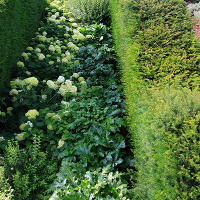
left=0, top=0, right=132, bottom=199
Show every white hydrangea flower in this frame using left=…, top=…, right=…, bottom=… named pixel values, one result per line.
left=25, top=121, right=33, bottom=127
left=78, top=77, right=85, bottom=82
left=15, top=132, right=26, bottom=141
left=86, top=35, right=92, bottom=39
left=59, top=84, right=68, bottom=96
left=26, top=71, right=31, bottom=76
left=67, top=42, right=79, bottom=51
left=72, top=73, right=79, bottom=78
left=49, top=45, right=56, bottom=52
left=26, top=46, right=33, bottom=51
left=70, top=85, right=77, bottom=94
left=80, top=81, right=87, bottom=85
left=58, top=140, right=64, bottom=148
left=60, top=16, right=66, bottom=21
left=72, top=30, right=85, bottom=41
left=56, top=40, right=61, bottom=44
left=55, top=12, right=60, bottom=17
left=42, top=95, right=47, bottom=100
left=24, top=77, right=39, bottom=87
left=19, top=123, right=27, bottom=131
left=37, top=53, right=45, bottom=61
left=47, top=80, right=58, bottom=90
left=9, top=89, right=18, bottom=95
left=25, top=109, right=39, bottom=120
left=42, top=31, right=47, bottom=36
left=22, top=52, right=29, bottom=60
left=57, top=76, right=65, bottom=83
left=39, top=35, right=46, bottom=42
left=17, top=61, right=25, bottom=68
left=49, top=61, right=55, bottom=65
left=72, top=23, right=78, bottom=27
left=35, top=48, right=41, bottom=53
left=55, top=45, right=61, bottom=53
left=62, top=58, right=69, bottom=63
left=65, top=51, right=71, bottom=57
left=47, top=124, right=53, bottom=130
left=69, top=18, right=75, bottom=22
left=65, top=80, right=72, bottom=87
left=65, top=26, right=70, bottom=32
left=51, top=14, right=57, bottom=19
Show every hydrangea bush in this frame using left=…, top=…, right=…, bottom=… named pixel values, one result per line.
left=0, top=0, right=131, bottom=199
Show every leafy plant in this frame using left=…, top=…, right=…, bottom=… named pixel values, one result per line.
left=50, top=161, right=129, bottom=200
left=131, top=86, right=200, bottom=199
left=64, top=0, right=111, bottom=25
left=0, top=166, right=13, bottom=200
left=3, top=135, right=58, bottom=200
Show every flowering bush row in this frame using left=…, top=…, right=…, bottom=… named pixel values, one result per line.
left=0, top=0, right=131, bottom=199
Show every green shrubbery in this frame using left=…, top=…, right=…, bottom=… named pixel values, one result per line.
left=0, top=166, right=13, bottom=200
left=64, top=0, right=110, bottom=25
left=0, top=0, right=48, bottom=92
left=0, top=0, right=131, bottom=199
left=111, top=0, right=200, bottom=198
left=133, top=86, right=200, bottom=199
left=129, top=0, right=200, bottom=87
left=3, top=136, right=57, bottom=200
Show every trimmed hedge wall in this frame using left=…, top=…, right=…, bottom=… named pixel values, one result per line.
left=111, top=0, right=200, bottom=199
left=0, top=0, right=48, bottom=93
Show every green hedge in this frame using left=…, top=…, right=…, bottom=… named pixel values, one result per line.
left=133, top=86, right=200, bottom=199
left=111, top=0, right=200, bottom=199
left=128, top=0, right=200, bottom=88
left=0, top=0, right=48, bottom=93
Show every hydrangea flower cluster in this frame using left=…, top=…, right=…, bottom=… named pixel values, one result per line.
left=46, top=75, right=78, bottom=96
left=25, top=109, right=39, bottom=120
left=72, top=29, right=85, bottom=41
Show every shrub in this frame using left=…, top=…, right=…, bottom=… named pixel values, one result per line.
left=150, top=87, right=200, bottom=200
left=111, top=0, right=200, bottom=198
left=49, top=161, right=129, bottom=200
left=0, top=166, right=13, bottom=200
left=3, top=136, right=58, bottom=200
left=0, top=0, right=48, bottom=93
left=128, top=0, right=200, bottom=88
left=64, top=0, right=111, bottom=25
left=131, top=86, right=200, bottom=199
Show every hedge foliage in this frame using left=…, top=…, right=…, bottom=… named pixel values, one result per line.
left=129, top=0, right=200, bottom=88
left=0, top=0, right=48, bottom=93
left=111, top=0, right=200, bottom=199
left=133, top=86, right=200, bottom=199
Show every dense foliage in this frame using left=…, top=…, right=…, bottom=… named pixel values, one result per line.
left=4, top=136, right=57, bottom=200
left=111, top=0, right=200, bottom=199
left=132, top=86, right=200, bottom=199
left=64, top=0, right=110, bottom=25
left=1, top=0, right=200, bottom=199
left=129, top=0, right=200, bottom=88
left=0, top=0, right=48, bottom=92
left=0, top=0, right=131, bottom=199
left=0, top=166, right=13, bottom=200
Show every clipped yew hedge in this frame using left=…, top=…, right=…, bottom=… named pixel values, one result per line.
left=111, top=0, right=200, bottom=199
left=0, top=0, right=48, bottom=93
